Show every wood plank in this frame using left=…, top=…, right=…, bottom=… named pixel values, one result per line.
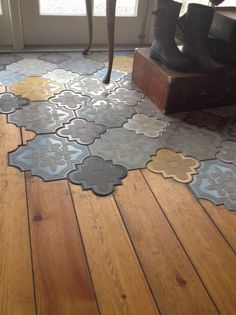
left=114, top=171, right=218, bottom=315
left=200, top=200, right=236, bottom=253
left=26, top=176, right=99, bottom=315
left=70, top=184, right=160, bottom=315
left=142, top=170, right=236, bottom=315
left=0, top=114, right=36, bottom=315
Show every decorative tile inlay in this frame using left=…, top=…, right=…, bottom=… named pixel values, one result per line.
left=0, top=87, right=5, bottom=93
left=0, top=92, right=29, bottom=114
left=87, top=51, right=108, bottom=63
left=38, top=53, right=70, bottom=64
left=8, top=77, right=64, bottom=101
left=118, top=74, right=136, bottom=90
left=108, top=87, right=144, bottom=106
left=124, top=114, right=169, bottom=138
left=68, top=156, right=127, bottom=196
left=0, top=70, right=26, bottom=86
left=216, top=141, right=236, bottom=167
left=49, top=90, right=91, bottom=110
left=90, top=128, right=161, bottom=170
left=66, top=75, right=118, bottom=98
left=57, top=119, right=106, bottom=145
left=220, top=117, right=236, bottom=141
left=76, top=99, right=135, bottom=128
left=0, top=54, right=22, bottom=66
left=184, top=111, right=224, bottom=131
left=7, top=59, right=57, bottom=76
left=60, top=55, right=104, bottom=75
left=204, top=105, right=236, bottom=118
left=147, top=149, right=200, bottom=183
left=190, top=160, right=236, bottom=211
left=109, top=56, right=133, bottom=73
left=9, top=134, right=89, bottom=181
left=0, top=66, right=4, bottom=71
left=94, top=68, right=127, bottom=81
left=8, top=102, right=75, bottom=133
left=43, top=69, right=80, bottom=84
left=160, top=123, right=223, bottom=160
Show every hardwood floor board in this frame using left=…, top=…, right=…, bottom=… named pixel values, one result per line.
left=70, top=184, right=160, bottom=315
left=114, top=170, right=219, bottom=315
left=142, top=170, right=236, bottom=315
left=0, top=114, right=36, bottom=315
left=26, top=176, right=99, bottom=315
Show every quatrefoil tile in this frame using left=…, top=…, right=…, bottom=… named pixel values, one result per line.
left=216, top=141, right=236, bottom=167
left=0, top=54, right=22, bottom=67
left=184, top=111, right=224, bottom=131
left=0, top=70, right=26, bottom=86
left=49, top=90, right=91, bottom=110
left=57, top=119, right=106, bottom=145
left=8, top=102, right=75, bottom=133
left=220, top=117, right=236, bottom=141
left=9, top=134, right=90, bottom=181
left=38, top=53, right=71, bottom=64
left=68, top=156, right=127, bottom=196
left=204, top=105, right=236, bottom=118
left=94, top=68, right=127, bottom=81
left=189, top=160, right=236, bottom=211
left=108, top=87, right=144, bottom=106
left=60, top=55, right=104, bottom=75
left=90, top=128, right=162, bottom=170
left=43, top=69, right=80, bottom=84
left=76, top=99, right=136, bottom=128
left=109, top=55, right=134, bottom=73
left=7, top=59, right=57, bottom=76
left=0, top=92, right=30, bottom=114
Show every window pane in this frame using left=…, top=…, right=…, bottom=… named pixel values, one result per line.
left=94, top=0, right=139, bottom=16
left=219, top=0, right=235, bottom=6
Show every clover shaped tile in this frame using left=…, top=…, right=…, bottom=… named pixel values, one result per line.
left=0, top=70, right=26, bottom=86
left=76, top=99, right=136, bottom=128
left=8, top=102, right=75, bottom=133
left=0, top=54, right=22, bottom=67
left=184, top=111, right=224, bottom=131
left=220, top=117, right=236, bottom=141
left=57, top=118, right=106, bottom=145
left=49, top=90, right=91, bottom=110
left=43, top=69, right=80, bottom=84
left=68, top=156, right=127, bottom=196
left=0, top=92, right=30, bottom=114
left=108, top=87, right=144, bottom=106
left=38, top=53, right=70, bottom=64
left=109, top=55, right=134, bottom=73
left=216, top=141, right=236, bottom=167
left=94, top=68, right=127, bottom=81
left=7, top=59, right=57, bottom=76
left=189, top=160, right=236, bottom=211
left=118, top=74, right=137, bottom=90
left=9, top=134, right=89, bottom=181
left=90, top=128, right=162, bottom=170
left=124, top=114, right=169, bottom=138
left=147, top=149, right=200, bottom=183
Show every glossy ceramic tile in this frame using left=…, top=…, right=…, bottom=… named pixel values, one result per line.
left=8, top=77, right=64, bottom=101
left=190, top=160, right=236, bottom=211
left=38, top=53, right=71, bottom=64
left=57, top=118, right=106, bottom=145
left=0, top=92, right=29, bottom=114
left=0, top=70, right=26, bottom=86
left=60, top=55, right=104, bottom=75
left=147, top=148, right=200, bottom=183
left=76, top=99, right=136, bottom=128
left=49, top=90, right=91, bottom=110
left=124, top=114, right=169, bottom=138
left=7, top=58, right=57, bottom=76
left=68, top=156, right=127, bottom=196
left=8, top=102, right=75, bottom=133
left=90, top=128, right=161, bottom=170
left=184, top=111, right=224, bottom=131
left=220, top=117, right=236, bottom=141
left=108, top=87, right=144, bottom=106
left=43, top=69, right=80, bottom=84
left=9, top=134, right=89, bottom=181
left=216, top=141, right=236, bottom=167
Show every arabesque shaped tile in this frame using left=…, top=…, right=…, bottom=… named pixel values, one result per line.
left=7, top=59, right=57, bottom=76
left=38, top=53, right=70, bottom=64
left=0, top=70, right=26, bottom=86
left=66, top=75, right=118, bottom=99
left=0, top=87, right=5, bottom=93
left=86, top=51, right=108, bottom=63
left=94, top=68, right=127, bottom=81
left=147, top=149, right=200, bottom=183
left=216, top=141, right=236, bottom=167
left=49, top=90, right=91, bottom=110
left=68, top=156, right=127, bottom=196
left=8, top=77, right=64, bottom=101
left=9, top=134, right=89, bottom=181
left=8, top=102, right=75, bottom=133
left=90, top=128, right=162, bottom=170
left=76, top=99, right=135, bottom=128
left=184, top=111, right=224, bottom=131
left=57, top=118, right=106, bottom=145
left=118, top=74, right=137, bottom=90
left=108, top=87, right=144, bottom=106
left=220, top=117, right=236, bottom=141
left=0, top=54, right=22, bottom=67
left=43, top=69, right=80, bottom=84
left=189, top=160, right=236, bottom=211
left=108, top=56, right=133, bottom=73
left=160, top=122, right=223, bottom=160
left=124, top=114, right=169, bottom=138
left=0, top=92, right=29, bottom=114
left=0, top=66, right=4, bottom=71
left=204, top=105, right=236, bottom=118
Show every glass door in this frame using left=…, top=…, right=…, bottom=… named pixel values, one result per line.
left=0, top=0, right=13, bottom=46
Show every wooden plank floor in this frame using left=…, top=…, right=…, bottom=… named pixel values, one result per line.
left=1, top=113, right=236, bottom=315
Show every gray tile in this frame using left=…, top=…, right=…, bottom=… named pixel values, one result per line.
left=38, top=53, right=71, bottom=64
left=60, top=55, right=104, bottom=75
left=184, top=111, right=224, bottom=131
left=160, top=122, right=223, bottom=160
left=189, top=160, right=236, bottom=211
left=43, top=69, right=80, bottom=84
left=108, top=87, right=144, bottom=106
left=68, top=156, right=127, bottom=196
left=8, top=102, right=75, bottom=133
left=90, top=128, right=161, bottom=170
left=203, top=105, right=236, bottom=118
left=0, top=70, right=26, bottom=86
left=220, top=117, right=236, bottom=141
left=216, top=141, right=236, bottom=167
left=49, top=90, right=91, bottom=110
left=9, top=134, right=89, bottom=181
left=118, top=74, right=137, bottom=90
left=0, top=92, right=29, bottom=114
left=57, top=118, right=106, bottom=145
left=6, top=59, right=57, bottom=76
left=76, top=99, right=136, bottom=128
left=94, top=68, right=127, bottom=81
left=0, top=54, right=22, bottom=66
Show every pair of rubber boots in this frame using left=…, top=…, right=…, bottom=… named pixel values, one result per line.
left=150, top=0, right=225, bottom=74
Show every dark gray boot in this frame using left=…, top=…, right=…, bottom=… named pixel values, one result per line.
left=182, top=4, right=225, bottom=74
left=151, top=0, right=191, bottom=72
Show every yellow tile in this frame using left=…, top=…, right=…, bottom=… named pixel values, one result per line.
left=107, top=56, right=134, bottom=73
left=0, top=86, right=6, bottom=93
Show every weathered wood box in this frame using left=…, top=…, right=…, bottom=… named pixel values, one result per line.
left=132, top=47, right=236, bottom=114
